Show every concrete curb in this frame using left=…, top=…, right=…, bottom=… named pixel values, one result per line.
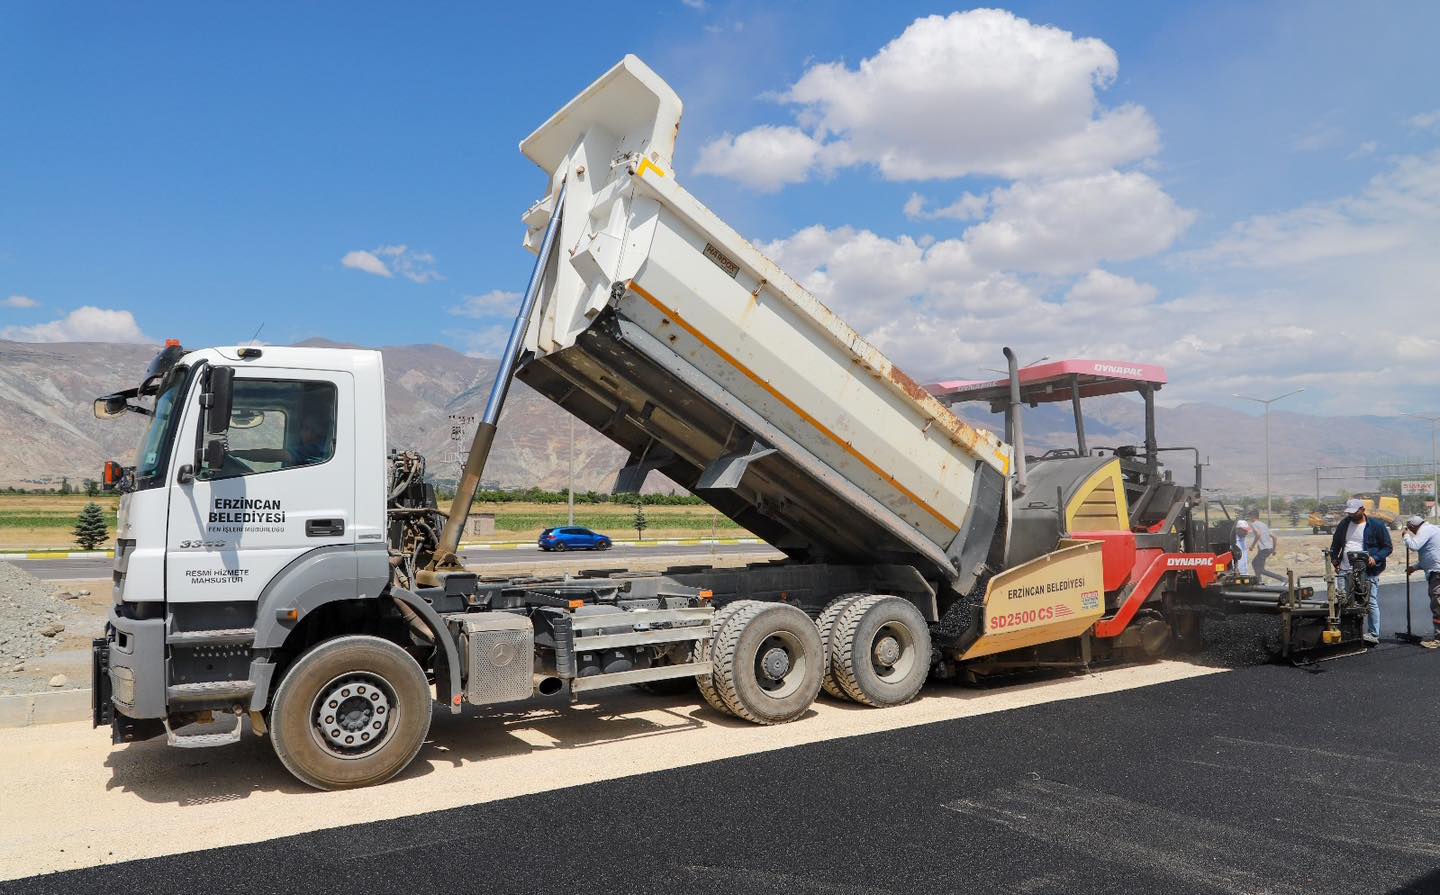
left=0, top=550, right=114, bottom=561
left=0, top=688, right=91, bottom=729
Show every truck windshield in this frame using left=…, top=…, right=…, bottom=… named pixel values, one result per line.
left=133, top=364, right=189, bottom=489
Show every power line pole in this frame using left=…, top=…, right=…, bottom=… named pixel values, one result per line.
left=1406, top=413, right=1440, bottom=519
left=1234, top=388, right=1305, bottom=529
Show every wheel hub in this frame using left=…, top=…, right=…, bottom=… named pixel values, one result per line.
left=760, top=646, right=791, bottom=681
left=873, top=635, right=901, bottom=667
left=317, top=677, right=391, bottom=752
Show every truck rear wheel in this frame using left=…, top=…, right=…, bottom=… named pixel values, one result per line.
left=830, top=595, right=931, bottom=707
left=269, top=635, right=432, bottom=791
left=709, top=601, right=823, bottom=725
left=693, top=600, right=754, bottom=717
left=816, top=593, right=868, bottom=699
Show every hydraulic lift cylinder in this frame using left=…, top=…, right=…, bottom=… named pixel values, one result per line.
left=432, top=180, right=569, bottom=567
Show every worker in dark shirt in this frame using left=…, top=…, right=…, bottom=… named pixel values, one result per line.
left=1328, top=498, right=1392, bottom=645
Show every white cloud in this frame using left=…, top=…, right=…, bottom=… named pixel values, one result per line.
left=755, top=149, right=1440, bottom=412
left=695, top=10, right=1158, bottom=187
left=1064, top=269, right=1157, bottom=309
left=1406, top=110, right=1440, bottom=132
left=2, top=295, right=38, bottom=308
left=449, top=290, right=521, bottom=318
left=1347, top=140, right=1378, bottom=160
left=1290, top=122, right=1344, bottom=153
left=341, top=249, right=391, bottom=278
left=965, top=171, right=1195, bottom=274
left=681, top=0, right=705, bottom=8
left=340, top=244, right=443, bottom=283
left=694, top=126, right=823, bottom=192
left=1, top=306, right=149, bottom=343
left=904, top=192, right=988, bottom=221
left=1190, top=150, right=1440, bottom=268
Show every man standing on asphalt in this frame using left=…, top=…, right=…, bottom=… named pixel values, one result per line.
left=1329, top=498, right=1392, bottom=645
left=1403, top=515, right=1440, bottom=649
left=1247, top=509, right=1284, bottom=583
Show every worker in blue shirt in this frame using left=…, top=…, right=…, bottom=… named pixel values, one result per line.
left=1403, top=515, right=1440, bottom=649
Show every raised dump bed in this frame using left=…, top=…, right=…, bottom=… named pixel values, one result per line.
left=512, top=56, right=1011, bottom=595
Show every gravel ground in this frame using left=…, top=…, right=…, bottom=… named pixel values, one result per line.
left=0, top=564, right=97, bottom=695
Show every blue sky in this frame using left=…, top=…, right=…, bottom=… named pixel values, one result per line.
left=2, top=1, right=1438, bottom=413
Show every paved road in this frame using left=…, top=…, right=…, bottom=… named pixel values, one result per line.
left=8, top=542, right=782, bottom=581
left=5, top=647, right=1437, bottom=893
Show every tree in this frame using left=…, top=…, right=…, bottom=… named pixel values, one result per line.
left=83, top=479, right=99, bottom=498
left=632, top=500, right=648, bottom=542
left=73, top=502, right=110, bottom=551
left=58, top=477, right=72, bottom=495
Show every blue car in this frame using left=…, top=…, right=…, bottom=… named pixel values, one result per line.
left=538, top=526, right=612, bottom=551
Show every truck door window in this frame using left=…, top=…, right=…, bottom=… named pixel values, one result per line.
left=201, top=379, right=337, bottom=479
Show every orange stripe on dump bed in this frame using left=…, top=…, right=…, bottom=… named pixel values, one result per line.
left=627, top=280, right=960, bottom=534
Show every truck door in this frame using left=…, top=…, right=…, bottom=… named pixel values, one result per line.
left=166, top=368, right=355, bottom=603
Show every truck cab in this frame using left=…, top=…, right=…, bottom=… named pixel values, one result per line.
left=96, top=345, right=393, bottom=744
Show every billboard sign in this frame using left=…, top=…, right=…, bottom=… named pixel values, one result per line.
left=1401, top=480, right=1436, bottom=496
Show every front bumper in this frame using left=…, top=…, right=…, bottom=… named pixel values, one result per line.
left=99, top=605, right=167, bottom=719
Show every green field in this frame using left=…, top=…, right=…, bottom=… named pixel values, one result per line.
left=0, top=493, right=749, bottom=546
left=493, top=513, right=740, bottom=532
left=0, top=511, right=121, bottom=529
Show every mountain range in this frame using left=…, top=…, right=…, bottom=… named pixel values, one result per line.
left=0, top=337, right=1432, bottom=499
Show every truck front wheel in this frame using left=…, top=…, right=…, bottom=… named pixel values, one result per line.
left=269, top=635, right=433, bottom=791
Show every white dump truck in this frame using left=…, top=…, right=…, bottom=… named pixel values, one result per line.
left=92, top=56, right=1224, bottom=790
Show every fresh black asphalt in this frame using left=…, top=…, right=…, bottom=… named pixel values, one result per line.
left=8, top=632, right=1440, bottom=894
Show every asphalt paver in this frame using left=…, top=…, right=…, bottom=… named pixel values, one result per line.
left=5, top=643, right=1438, bottom=895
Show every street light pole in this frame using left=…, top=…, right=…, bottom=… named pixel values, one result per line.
left=1405, top=413, right=1440, bottom=519
left=1234, top=388, right=1305, bottom=529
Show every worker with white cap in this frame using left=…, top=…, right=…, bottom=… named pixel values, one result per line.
left=1246, top=509, right=1285, bottom=583
left=1328, top=498, right=1392, bottom=645
left=1403, top=514, right=1440, bottom=649
left=1233, top=518, right=1253, bottom=576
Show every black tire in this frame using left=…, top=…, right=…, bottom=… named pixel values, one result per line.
left=710, top=601, right=823, bottom=725
left=692, top=601, right=755, bottom=717
left=830, top=595, right=931, bottom=707
left=269, top=635, right=432, bottom=791
left=815, top=593, right=869, bottom=699
left=600, top=541, right=612, bottom=550
left=554, top=542, right=567, bottom=552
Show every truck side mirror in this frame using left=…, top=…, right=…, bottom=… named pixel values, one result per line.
left=94, top=396, right=128, bottom=420
left=101, top=460, right=124, bottom=491
left=206, top=367, right=234, bottom=436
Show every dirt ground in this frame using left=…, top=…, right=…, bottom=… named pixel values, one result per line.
left=1251, top=531, right=1414, bottom=585
left=0, top=576, right=107, bottom=696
